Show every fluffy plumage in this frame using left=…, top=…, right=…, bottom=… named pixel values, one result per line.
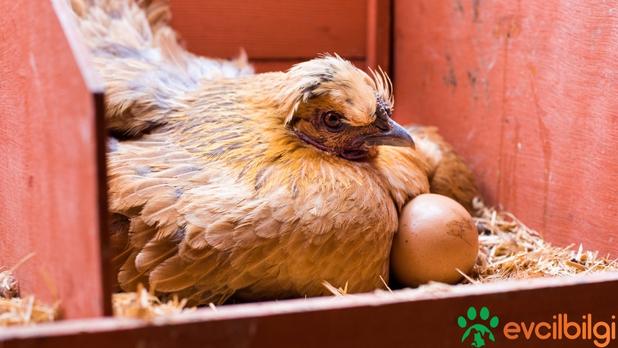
left=69, top=0, right=477, bottom=304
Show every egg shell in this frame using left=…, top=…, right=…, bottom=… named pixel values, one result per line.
left=390, top=193, right=479, bottom=286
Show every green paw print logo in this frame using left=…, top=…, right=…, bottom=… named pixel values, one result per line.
left=457, top=306, right=500, bottom=347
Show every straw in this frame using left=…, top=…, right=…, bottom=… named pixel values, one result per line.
left=3, top=198, right=617, bottom=324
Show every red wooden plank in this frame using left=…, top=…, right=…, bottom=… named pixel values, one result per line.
left=393, top=0, right=618, bottom=256
left=170, top=0, right=367, bottom=60
left=250, top=58, right=366, bottom=73
left=1, top=273, right=617, bottom=347
left=0, top=0, right=109, bottom=318
left=366, top=0, right=392, bottom=73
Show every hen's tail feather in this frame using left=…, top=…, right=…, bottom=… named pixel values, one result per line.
left=407, top=126, right=478, bottom=212
left=138, top=0, right=172, bottom=33
left=68, top=0, right=253, bottom=136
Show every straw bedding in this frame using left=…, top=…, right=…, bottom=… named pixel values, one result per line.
left=0, top=270, right=58, bottom=326
left=2, top=199, right=616, bottom=325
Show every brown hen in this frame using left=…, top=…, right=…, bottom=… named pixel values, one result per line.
left=69, top=0, right=477, bottom=304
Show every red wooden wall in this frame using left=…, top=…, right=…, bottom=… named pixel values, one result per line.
left=0, top=0, right=109, bottom=318
left=393, top=0, right=618, bottom=256
left=170, top=0, right=391, bottom=73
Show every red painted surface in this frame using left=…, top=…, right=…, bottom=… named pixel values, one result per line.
left=249, top=58, right=366, bottom=74
left=170, top=0, right=374, bottom=72
left=367, top=0, right=392, bottom=74
left=394, top=0, right=618, bottom=256
left=2, top=273, right=618, bottom=347
left=0, top=0, right=108, bottom=318
left=170, top=0, right=366, bottom=58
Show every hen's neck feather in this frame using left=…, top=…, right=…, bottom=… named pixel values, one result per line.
left=157, top=72, right=430, bottom=211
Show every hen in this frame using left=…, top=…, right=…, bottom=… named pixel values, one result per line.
left=70, top=0, right=477, bottom=304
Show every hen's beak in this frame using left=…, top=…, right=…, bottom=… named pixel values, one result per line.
left=364, top=119, right=415, bottom=149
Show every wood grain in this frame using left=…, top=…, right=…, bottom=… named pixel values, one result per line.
left=393, top=0, right=618, bottom=256
left=0, top=0, right=109, bottom=318
left=366, top=0, right=392, bottom=74
left=1, top=273, right=617, bottom=347
left=170, top=0, right=367, bottom=60
left=250, top=58, right=366, bottom=73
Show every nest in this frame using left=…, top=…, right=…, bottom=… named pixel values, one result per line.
left=469, top=198, right=618, bottom=282
left=112, top=284, right=194, bottom=320
left=2, top=198, right=617, bottom=324
left=0, top=270, right=58, bottom=326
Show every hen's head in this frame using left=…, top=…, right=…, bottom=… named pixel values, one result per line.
left=281, top=55, right=414, bottom=161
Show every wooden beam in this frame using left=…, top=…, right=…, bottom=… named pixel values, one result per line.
left=0, top=0, right=110, bottom=318
left=366, top=0, right=392, bottom=74
left=170, top=0, right=367, bottom=61
left=393, top=0, right=618, bottom=256
left=1, top=273, right=617, bottom=347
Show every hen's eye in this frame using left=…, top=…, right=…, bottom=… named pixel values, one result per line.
left=322, top=111, right=344, bottom=132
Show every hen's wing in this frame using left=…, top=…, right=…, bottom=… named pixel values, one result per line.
left=69, top=0, right=252, bottom=136
left=106, top=130, right=395, bottom=303
left=407, top=126, right=478, bottom=212
left=107, top=132, right=302, bottom=304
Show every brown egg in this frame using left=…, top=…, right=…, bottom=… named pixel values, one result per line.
left=391, top=193, right=479, bottom=286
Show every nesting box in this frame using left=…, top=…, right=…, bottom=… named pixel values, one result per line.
left=1, top=0, right=617, bottom=347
